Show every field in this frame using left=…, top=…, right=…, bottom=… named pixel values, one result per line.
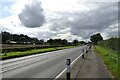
left=95, top=46, right=118, bottom=78
left=0, top=45, right=76, bottom=60
left=2, top=44, right=52, bottom=49
left=1, top=44, right=64, bottom=53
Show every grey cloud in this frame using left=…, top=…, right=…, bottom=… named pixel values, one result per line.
left=34, top=31, right=56, bottom=40
left=19, top=0, right=45, bottom=28
left=49, top=2, right=118, bottom=40
left=50, top=22, right=68, bottom=31
left=105, top=29, right=118, bottom=38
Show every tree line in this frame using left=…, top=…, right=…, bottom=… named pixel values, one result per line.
left=1, top=31, right=40, bottom=44
left=0, top=31, right=86, bottom=45
left=97, top=37, right=120, bottom=52
left=90, top=33, right=119, bottom=52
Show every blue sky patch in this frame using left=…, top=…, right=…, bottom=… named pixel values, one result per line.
left=0, top=2, right=14, bottom=18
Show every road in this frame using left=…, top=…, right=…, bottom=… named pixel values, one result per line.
left=1, top=45, right=87, bottom=79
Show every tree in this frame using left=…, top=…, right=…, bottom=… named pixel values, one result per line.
left=54, top=39, right=62, bottom=45
left=39, top=39, right=44, bottom=44
left=11, top=34, right=20, bottom=42
left=32, top=38, right=39, bottom=43
left=2, top=31, right=11, bottom=43
left=90, top=33, right=103, bottom=45
left=47, top=38, right=54, bottom=45
left=19, top=37, right=25, bottom=43
left=1, top=31, right=42, bottom=44
left=73, top=39, right=79, bottom=45
left=61, top=39, right=68, bottom=45
left=79, top=41, right=86, bottom=44
left=97, top=37, right=119, bottom=51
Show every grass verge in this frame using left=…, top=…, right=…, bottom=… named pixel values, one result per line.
left=95, top=46, right=118, bottom=78
left=0, top=46, right=76, bottom=60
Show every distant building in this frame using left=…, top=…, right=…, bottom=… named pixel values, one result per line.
left=6, top=40, right=17, bottom=43
left=33, top=43, right=36, bottom=45
left=10, top=41, right=17, bottom=43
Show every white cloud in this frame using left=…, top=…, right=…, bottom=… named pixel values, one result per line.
left=18, top=0, right=46, bottom=28
left=41, top=0, right=90, bottom=13
left=0, top=0, right=119, bottom=41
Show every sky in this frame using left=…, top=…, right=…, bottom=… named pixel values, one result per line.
left=0, top=0, right=119, bottom=42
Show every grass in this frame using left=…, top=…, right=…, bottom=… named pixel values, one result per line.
left=0, top=46, right=76, bottom=60
left=95, top=46, right=118, bottom=78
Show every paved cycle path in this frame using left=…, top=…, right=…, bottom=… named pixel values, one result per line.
left=59, top=46, right=112, bottom=79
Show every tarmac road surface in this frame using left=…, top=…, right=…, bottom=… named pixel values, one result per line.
left=1, top=45, right=87, bottom=78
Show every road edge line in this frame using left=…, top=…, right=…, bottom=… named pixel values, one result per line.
left=54, top=52, right=84, bottom=79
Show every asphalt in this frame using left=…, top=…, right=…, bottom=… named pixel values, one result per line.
left=2, top=46, right=87, bottom=78
left=59, top=46, right=111, bottom=79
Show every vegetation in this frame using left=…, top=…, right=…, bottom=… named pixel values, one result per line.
left=0, top=46, right=76, bottom=60
left=1, top=31, right=86, bottom=53
left=97, top=37, right=120, bottom=52
left=95, top=46, right=118, bottom=78
left=90, top=33, right=119, bottom=78
left=97, top=37, right=120, bottom=78
left=1, top=31, right=85, bottom=45
left=73, top=39, right=79, bottom=45
left=2, top=44, right=63, bottom=53
left=47, top=38, right=68, bottom=45
left=1, top=31, right=40, bottom=44
left=90, top=33, right=103, bottom=45
left=1, top=31, right=83, bottom=60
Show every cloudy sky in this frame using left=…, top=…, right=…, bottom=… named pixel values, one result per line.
left=0, top=0, right=119, bottom=41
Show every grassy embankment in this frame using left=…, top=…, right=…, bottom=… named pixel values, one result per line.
left=95, top=46, right=118, bottom=78
left=0, top=46, right=76, bottom=60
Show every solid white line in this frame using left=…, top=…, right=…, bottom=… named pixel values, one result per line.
left=71, top=53, right=83, bottom=67
left=2, top=47, right=83, bottom=74
left=54, top=52, right=85, bottom=79
left=55, top=68, right=67, bottom=79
